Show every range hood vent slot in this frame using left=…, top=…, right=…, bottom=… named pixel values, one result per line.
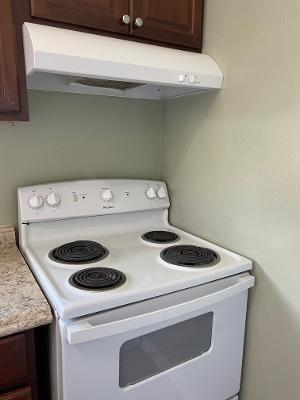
left=66, top=77, right=145, bottom=91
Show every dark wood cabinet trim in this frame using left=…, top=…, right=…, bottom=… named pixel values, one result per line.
left=0, top=0, right=20, bottom=112
left=0, top=387, right=32, bottom=400
left=24, top=331, right=38, bottom=400
left=0, top=0, right=29, bottom=121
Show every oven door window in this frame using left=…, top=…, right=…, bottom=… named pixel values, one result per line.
left=119, top=312, right=213, bottom=387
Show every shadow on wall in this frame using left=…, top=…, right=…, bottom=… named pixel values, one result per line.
left=241, top=263, right=300, bottom=400
left=162, top=92, right=220, bottom=183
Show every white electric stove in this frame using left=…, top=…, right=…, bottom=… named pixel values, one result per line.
left=18, top=179, right=254, bottom=400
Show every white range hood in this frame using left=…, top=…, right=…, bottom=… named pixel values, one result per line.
left=23, top=22, right=223, bottom=100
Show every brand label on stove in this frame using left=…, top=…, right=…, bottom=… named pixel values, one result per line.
left=102, top=205, right=115, bottom=210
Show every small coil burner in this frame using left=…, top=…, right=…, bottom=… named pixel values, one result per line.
left=49, top=240, right=109, bottom=264
left=141, top=231, right=179, bottom=244
left=69, top=267, right=126, bottom=291
left=160, top=245, right=220, bottom=267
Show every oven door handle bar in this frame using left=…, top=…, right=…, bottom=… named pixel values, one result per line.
left=67, top=274, right=254, bottom=345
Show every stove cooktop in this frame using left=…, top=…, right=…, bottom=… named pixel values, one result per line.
left=52, top=236, right=222, bottom=293
left=21, top=211, right=251, bottom=319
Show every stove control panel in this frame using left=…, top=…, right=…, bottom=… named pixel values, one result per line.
left=18, top=180, right=170, bottom=222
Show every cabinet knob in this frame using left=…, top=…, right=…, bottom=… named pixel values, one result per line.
left=122, top=14, right=131, bottom=25
left=135, top=17, right=144, bottom=27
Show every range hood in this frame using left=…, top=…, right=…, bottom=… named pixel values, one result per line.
left=23, top=23, right=223, bottom=100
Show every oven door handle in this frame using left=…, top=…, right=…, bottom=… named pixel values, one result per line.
left=66, top=274, right=254, bottom=345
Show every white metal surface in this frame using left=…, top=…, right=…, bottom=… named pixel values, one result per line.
left=19, top=215, right=252, bottom=319
left=67, top=274, right=254, bottom=345
left=19, top=180, right=252, bottom=320
left=18, top=179, right=253, bottom=400
left=18, top=179, right=169, bottom=223
left=23, top=23, right=223, bottom=100
left=57, top=275, right=249, bottom=400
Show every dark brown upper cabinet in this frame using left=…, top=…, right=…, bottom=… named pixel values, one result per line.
left=131, top=0, right=203, bottom=49
left=0, top=0, right=28, bottom=121
left=31, top=0, right=130, bottom=34
left=30, top=0, right=203, bottom=50
left=0, top=1, right=20, bottom=114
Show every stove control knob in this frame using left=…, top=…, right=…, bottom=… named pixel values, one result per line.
left=46, top=192, right=61, bottom=207
left=146, top=187, right=156, bottom=199
left=101, top=189, right=113, bottom=202
left=28, top=194, right=44, bottom=209
left=157, top=187, right=167, bottom=199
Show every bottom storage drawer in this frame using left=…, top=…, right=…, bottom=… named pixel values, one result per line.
left=0, top=387, right=31, bottom=400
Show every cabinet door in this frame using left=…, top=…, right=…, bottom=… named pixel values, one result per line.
left=0, top=0, right=20, bottom=113
left=0, top=387, right=31, bottom=400
left=0, top=334, right=28, bottom=392
left=31, top=0, right=130, bottom=34
left=131, top=0, right=203, bottom=49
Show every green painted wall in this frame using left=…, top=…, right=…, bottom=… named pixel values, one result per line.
left=0, top=91, right=162, bottom=225
left=161, top=1, right=300, bottom=399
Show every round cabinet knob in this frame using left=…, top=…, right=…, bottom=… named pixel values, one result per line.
left=146, top=187, right=156, bottom=199
left=28, top=194, right=44, bottom=209
left=135, top=17, right=144, bottom=27
left=122, top=14, right=131, bottom=25
left=46, top=192, right=61, bottom=207
left=157, top=187, right=167, bottom=199
left=101, top=189, right=113, bottom=202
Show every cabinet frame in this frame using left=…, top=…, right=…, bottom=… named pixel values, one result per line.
left=0, top=0, right=29, bottom=121
left=0, top=0, right=20, bottom=113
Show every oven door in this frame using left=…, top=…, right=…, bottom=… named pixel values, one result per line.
left=57, top=273, right=254, bottom=400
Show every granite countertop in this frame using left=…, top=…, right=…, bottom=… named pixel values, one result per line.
left=0, top=225, right=52, bottom=338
